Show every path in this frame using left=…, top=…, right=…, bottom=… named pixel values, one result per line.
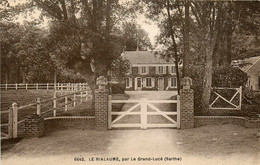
left=1, top=124, right=259, bottom=165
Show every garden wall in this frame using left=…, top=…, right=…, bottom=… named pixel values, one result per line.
left=195, top=116, right=260, bottom=128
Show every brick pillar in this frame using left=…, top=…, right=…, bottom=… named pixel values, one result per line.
left=95, top=89, right=108, bottom=130
left=180, top=89, right=194, bottom=129
left=24, top=114, right=44, bottom=138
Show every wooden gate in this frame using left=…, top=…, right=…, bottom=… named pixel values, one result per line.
left=209, top=86, right=242, bottom=110
left=1, top=103, right=18, bottom=140
left=108, top=96, right=180, bottom=129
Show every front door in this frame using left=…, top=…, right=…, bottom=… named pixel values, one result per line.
left=158, top=78, right=164, bottom=90
left=135, top=78, right=142, bottom=90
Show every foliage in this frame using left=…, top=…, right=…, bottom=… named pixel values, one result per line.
left=110, top=57, right=130, bottom=82
left=212, top=66, right=248, bottom=88
left=111, top=83, right=126, bottom=94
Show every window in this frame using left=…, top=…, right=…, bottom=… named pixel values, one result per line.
left=170, top=77, right=177, bottom=87
left=170, top=66, right=176, bottom=74
left=158, top=66, right=164, bottom=74
left=141, top=66, right=146, bottom=73
left=126, top=77, right=132, bottom=88
left=146, top=78, right=152, bottom=87
left=139, top=66, right=148, bottom=74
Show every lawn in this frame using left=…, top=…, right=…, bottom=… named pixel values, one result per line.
left=1, top=90, right=55, bottom=123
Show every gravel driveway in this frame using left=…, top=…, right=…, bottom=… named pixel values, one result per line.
left=1, top=124, right=259, bottom=165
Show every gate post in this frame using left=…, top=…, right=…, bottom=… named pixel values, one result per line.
left=95, top=76, right=108, bottom=131
left=180, top=77, right=194, bottom=129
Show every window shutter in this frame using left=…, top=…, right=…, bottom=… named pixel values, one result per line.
left=138, top=66, right=140, bottom=74
left=143, top=78, right=146, bottom=87
left=155, top=66, right=158, bottom=74
left=151, top=78, right=155, bottom=87
left=146, top=66, right=149, bottom=74
left=163, top=66, right=166, bottom=74
left=129, top=78, right=132, bottom=87
left=168, top=78, right=171, bottom=87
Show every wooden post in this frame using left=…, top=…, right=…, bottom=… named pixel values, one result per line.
left=26, top=83, right=28, bottom=90
left=80, top=83, right=82, bottom=91
left=57, top=83, right=59, bottom=90
left=65, top=96, right=68, bottom=111
left=239, top=86, right=242, bottom=110
left=37, top=98, right=41, bottom=115
left=53, top=92, right=57, bottom=117
left=36, top=83, right=38, bottom=90
left=80, top=92, right=83, bottom=103
left=15, top=83, right=18, bottom=90
left=8, top=107, right=13, bottom=138
left=5, top=83, right=7, bottom=90
left=12, top=103, right=18, bottom=138
left=177, top=95, right=180, bottom=129
left=47, top=83, right=49, bottom=90
left=85, top=90, right=88, bottom=101
left=108, top=95, right=112, bottom=129
left=73, top=94, right=76, bottom=107
left=141, top=98, right=147, bottom=129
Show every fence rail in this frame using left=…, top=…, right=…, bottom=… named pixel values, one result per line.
left=0, top=83, right=89, bottom=91
left=1, top=89, right=91, bottom=140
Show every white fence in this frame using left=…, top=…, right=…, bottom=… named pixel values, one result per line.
left=0, top=83, right=88, bottom=91
left=1, top=89, right=91, bottom=140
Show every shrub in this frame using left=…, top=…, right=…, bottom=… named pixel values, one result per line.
left=212, top=65, right=248, bottom=87
left=111, top=82, right=126, bottom=94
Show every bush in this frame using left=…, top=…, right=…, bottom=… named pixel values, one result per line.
left=212, top=66, right=248, bottom=87
left=111, top=83, right=126, bottom=94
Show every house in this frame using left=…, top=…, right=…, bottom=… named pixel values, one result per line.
left=233, top=56, right=260, bottom=91
left=121, top=50, right=180, bottom=91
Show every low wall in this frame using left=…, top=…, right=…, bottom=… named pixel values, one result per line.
left=44, top=116, right=95, bottom=133
left=195, top=116, right=260, bottom=128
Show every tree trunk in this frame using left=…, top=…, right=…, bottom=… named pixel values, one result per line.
left=183, top=1, right=191, bottom=78
left=166, top=0, right=181, bottom=95
left=201, top=37, right=214, bottom=113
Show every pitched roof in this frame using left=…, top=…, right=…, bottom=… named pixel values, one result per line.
left=122, top=51, right=174, bottom=64
left=240, top=56, right=260, bottom=72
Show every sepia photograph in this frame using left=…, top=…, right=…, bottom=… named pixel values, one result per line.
left=1, top=0, right=260, bottom=165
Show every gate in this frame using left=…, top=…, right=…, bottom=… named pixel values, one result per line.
left=108, top=96, right=180, bottom=129
left=1, top=103, right=18, bottom=140
left=209, top=86, right=242, bottom=110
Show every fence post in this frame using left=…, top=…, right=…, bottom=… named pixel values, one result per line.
left=73, top=94, right=76, bottom=107
left=141, top=98, right=147, bottom=129
left=5, top=83, right=7, bottom=90
left=26, top=83, right=28, bottom=90
left=8, top=107, right=13, bottom=138
left=12, top=103, right=18, bottom=138
left=177, top=95, right=180, bottom=129
left=47, top=83, right=49, bottom=90
left=65, top=96, right=68, bottom=111
left=80, top=83, right=82, bottom=91
left=36, top=83, right=38, bottom=90
left=53, top=93, right=57, bottom=117
left=57, top=83, right=60, bottom=90
left=15, top=83, right=18, bottom=90
left=37, top=98, right=41, bottom=115
left=80, top=92, right=83, bottom=103
left=239, top=86, right=242, bottom=110
left=85, top=90, right=88, bottom=101
left=108, top=95, right=112, bottom=129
